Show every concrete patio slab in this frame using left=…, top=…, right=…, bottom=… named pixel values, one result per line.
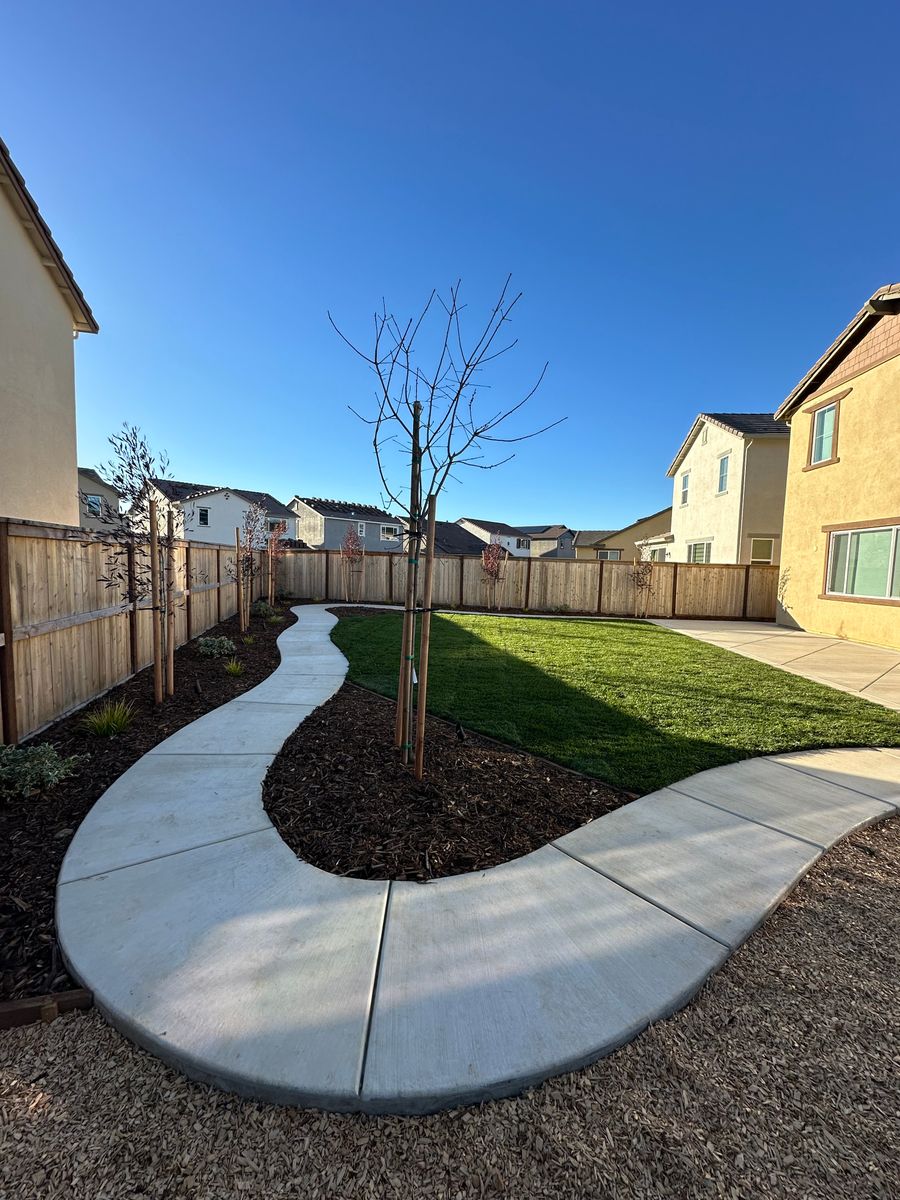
left=670, top=756, right=895, bottom=848
left=554, top=789, right=820, bottom=948
left=58, top=830, right=388, bottom=1108
left=361, top=844, right=726, bottom=1113
left=59, top=752, right=273, bottom=883
left=147, top=700, right=316, bottom=756
left=768, top=747, right=900, bottom=807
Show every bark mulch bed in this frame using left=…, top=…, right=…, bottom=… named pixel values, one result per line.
left=263, top=683, right=633, bottom=881
left=1, top=609, right=296, bottom=1003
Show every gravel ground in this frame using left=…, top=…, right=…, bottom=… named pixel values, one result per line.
left=1, top=818, right=898, bottom=1200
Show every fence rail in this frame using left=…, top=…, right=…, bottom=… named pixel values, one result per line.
left=0, top=523, right=779, bottom=744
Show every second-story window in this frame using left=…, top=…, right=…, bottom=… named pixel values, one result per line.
left=810, top=403, right=837, bottom=465
left=516, top=537, right=530, bottom=549
left=198, top=507, right=209, bottom=526
left=85, top=494, right=102, bottom=517
left=357, top=521, right=366, bottom=538
left=380, top=524, right=401, bottom=541
left=717, top=454, right=730, bottom=494
left=680, top=472, right=690, bottom=505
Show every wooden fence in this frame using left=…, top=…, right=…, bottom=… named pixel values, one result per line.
left=0, top=519, right=266, bottom=744
left=278, top=550, right=779, bottom=622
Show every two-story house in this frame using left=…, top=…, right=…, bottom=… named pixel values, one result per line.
left=78, top=468, right=121, bottom=531
left=775, top=283, right=900, bottom=650
left=0, top=137, right=98, bottom=526
left=150, top=480, right=300, bottom=545
left=517, top=525, right=576, bottom=558
left=456, top=518, right=532, bottom=556
left=290, top=497, right=404, bottom=551
left=665, top=413, right=790, bottom=565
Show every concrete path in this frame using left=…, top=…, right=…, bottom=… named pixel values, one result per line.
left=57, top=606, right=900, bottom=1114
left=650, top=618, right=900, bottom=711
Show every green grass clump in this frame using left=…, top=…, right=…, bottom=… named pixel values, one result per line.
left=224, top=657, right=244, bottom=677
left=265, top=614, right=284, bottom=625
left=330, top=612, right=900, bottom=795
left=81, top=698, right=135, bottom=737
left=242, top=634, right=256, bottom=646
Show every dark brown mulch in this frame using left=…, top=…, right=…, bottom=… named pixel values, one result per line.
left=0, top=609, right=296, bottom=1002
left=263, top=683, right=633, bottom=882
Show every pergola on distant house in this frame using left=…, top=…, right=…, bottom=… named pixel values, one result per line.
left=665, top=413, right=789, bottom=565
left=0, top=137, right=98, bottom=527
left=290, top=497, right=404, bottom=552
left=774, top=283, right=900, bottom=650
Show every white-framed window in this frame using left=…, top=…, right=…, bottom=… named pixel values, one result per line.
left=826, top=524, right=900, bottom=600
left=198, top=507, right=210, bottom=527
left=717, top=453, right=730, bottom=494
left=680, top=472, right=690, bottom=506
left=688, top=541, right=711, bottom=564
left=268, top=519, right=284, bottom=532
left=811, top=403, right=837, bottom=465
left=85, top=494, right=102, bottom=517
left=380, top=524, right=402, bottom=542
left=516, top=537, right=531, bottom=550
left=701, top=425, right=708, bottom=445
left=357, top=521, right=366, bottom=538
left=749, top=538, right=774, bottom=564
left=649, top=548, right=666, bottom=562
left=597, top=549, right=621, bottom=561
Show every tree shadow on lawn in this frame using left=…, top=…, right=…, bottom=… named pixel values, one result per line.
left=331, top=613, right=900, bottom=795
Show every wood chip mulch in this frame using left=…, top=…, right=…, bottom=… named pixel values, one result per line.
left=0, top=610, right=296, bottom=1002
left=263, top=683, right=633, bottom=881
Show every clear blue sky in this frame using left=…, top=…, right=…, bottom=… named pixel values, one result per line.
left=4, top=2, right=899, bottom=528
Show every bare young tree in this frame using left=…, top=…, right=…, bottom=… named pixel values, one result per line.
left=629, top=538, right=654, bottom=618
left=266, top=521, right=288, bottom=606
left=227, top=501, right=268, bottom=632
left=330, top=277, right=561, bottom=775
left=339, top=526, right=366, bottom=603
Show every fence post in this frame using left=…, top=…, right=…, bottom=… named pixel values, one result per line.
left=596, top=558, right=605, bottom=615
left=458, top=556, right=465, bottom=608
left=185, top=542, right=193, bottom=639
left=742, top=564, right=751, bottom=619
left=0, top=520, right=19, bottom=744
left=671, top=562, right=679, bottom=618
left=126, top=541, right=139, bottom=676
left=524, top=556, right=533, bottom=611
left=324, top=550, right=330, bottom=600
left=216, top=547, right=223, bottom=624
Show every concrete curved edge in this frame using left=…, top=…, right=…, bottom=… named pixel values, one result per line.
left=55, top=605, right=900, bottom=1115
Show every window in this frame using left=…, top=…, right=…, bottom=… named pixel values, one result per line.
left=85, top=494, right=101, bottom=517
left=701, top=425, right=708, bottom=445
left=649, top=548, right=666, bottom=562
left=826, top=525, right=900, bottom=600
left=680, top=472, right=690, bottom=505
left=268, top=519, right=284, bottom=532
left=597, top=549, right=621, bottom=561
left=357, top=521, right=366, bottom=538
left=198, top=507, right=209, bottom=527
left=717, top=454, right=729, bottom=494
left=380, top=524, right=401, bottom=541
left=516, top=537, right=531, bottom=550
left=809, top=402, right=837, bottom=466
left=749, top=538, right=774, bottom=564
left=688, top=541, right=711, bottom=563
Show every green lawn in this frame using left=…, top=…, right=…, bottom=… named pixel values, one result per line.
left=330, top=612, right=900, bottom=794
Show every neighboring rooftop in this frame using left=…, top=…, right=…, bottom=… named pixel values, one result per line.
left=667, top=413, right=789, bottom=476
left=151, top=479, right=296, bottom=519
left=430, top=521, right=487, bottom=556
left=0, top=136, right=98, bottom=333
left=78, top=468, right=118, bottom=494
left=573, top=529, right=618, bottom=547
left=517, top=524, right=571, bottom=539
left=459, top=517, right=528, bottom=538
left=293, top=497, right=397, bottom=522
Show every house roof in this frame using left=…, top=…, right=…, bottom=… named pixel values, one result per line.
left=606, top=506, right=673, bottom=538
left=572, top=529, right=618, bottom=547
left=667, top=413, right=789, bottom=476
left=517, top=524, right=571, bottom=539
left=459, top=517, right=527, bottom=538
left=151, top=479, right=296, bottom=519
left=431, top=521, right=486, bottom=556
left=0, top=137, right=98, bottom=333
left=78, top=467, right=118, bottom=495
left=293, top=496, right=397, bottom=522
left=775, top=283, right=900, bottom=420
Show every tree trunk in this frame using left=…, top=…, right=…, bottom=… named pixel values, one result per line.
left=149, top=499, right=163, bottom=705
left=414, top=494, right=437, bottom=781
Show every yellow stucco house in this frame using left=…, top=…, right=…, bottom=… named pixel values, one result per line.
left=775, top=284, right=900, bottom=650
left=573, top=507, right=673, bottom=562
left=0, top=137, right=98, bottom=527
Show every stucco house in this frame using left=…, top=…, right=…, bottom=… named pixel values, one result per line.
left=774, top=283, right=900, bottom=650
left=574, top=507, right=673, bottom=562
left=517, top=525, right=575, bottom=558
left=150, top=480, right=300, bottom=545
left=456, top=518, right=532, bottom=557
left=665, top=413, right=789, bottom=565
left=291, top=497, right=404, bottom=551
left=0, top=137, right=98, bottom=526
left=78, top=468, right=120, bottom=531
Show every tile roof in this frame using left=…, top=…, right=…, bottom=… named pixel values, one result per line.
left=459, top=517, right=528, bottom=538
left=293, top=497, right=397, bottom=522
left=572, top=529, right=618, bottom=546
left=151, top=479, right=296, bottom=519
left=430, top=521, right=487, bottom=556
left=667, top=413, right=789, bottom=476
left=517, top=524, right=571, bottom=539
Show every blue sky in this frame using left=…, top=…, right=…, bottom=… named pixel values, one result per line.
left=4, top=2, right=899, bottom=528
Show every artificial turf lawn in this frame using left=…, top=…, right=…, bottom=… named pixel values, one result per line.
left=330, top=612, right=900, bottom=795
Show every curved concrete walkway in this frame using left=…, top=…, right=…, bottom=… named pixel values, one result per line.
left=57, top=606, right=900, bottom=1114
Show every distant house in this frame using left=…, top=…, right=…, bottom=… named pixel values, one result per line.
left=665, top=413, right=790, bottom=564
left=290, top=497, right=404, bottom=551
left=774, top=283, right=900, bottom=650
left=150, top=479, right=300, bottom=545
left=77, top=468, right=120, bottom=532
left=0, top=137, right=98, bottom=526
left=456, top=518, right=532, bottom=557
left=425, top=521, right=488, bottom=557
left=517, top=525, right=575, bottom=559
left=574, top=508, right=674, bottom=562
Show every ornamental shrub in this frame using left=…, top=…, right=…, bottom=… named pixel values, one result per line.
left=0, top=744, right=82, bottom=801
left=196, top=636, right=237, bottom=658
